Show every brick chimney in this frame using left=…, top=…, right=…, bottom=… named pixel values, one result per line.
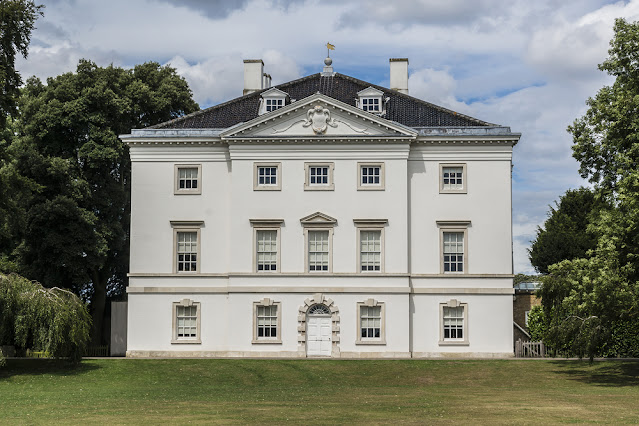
left=389, top=58, right=409, bottom=95
left=243, top=59, right=264, bottom=95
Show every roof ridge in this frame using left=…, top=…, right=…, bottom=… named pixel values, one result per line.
left=334, top=73, right=495, bottom=127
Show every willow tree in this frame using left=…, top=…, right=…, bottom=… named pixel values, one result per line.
left=0, top=273, right=90, bottom=364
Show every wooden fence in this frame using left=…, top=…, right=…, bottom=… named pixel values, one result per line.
left=515, top=339, right=547, bottom=358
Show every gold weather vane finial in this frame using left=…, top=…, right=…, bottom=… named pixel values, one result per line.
left=326, top=42, right=335, bottom=57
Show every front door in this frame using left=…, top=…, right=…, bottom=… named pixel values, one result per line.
left=307, top=316, right=332, bottom=356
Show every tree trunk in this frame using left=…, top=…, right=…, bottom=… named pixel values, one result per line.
left=91, top=271, right=107, bottom=345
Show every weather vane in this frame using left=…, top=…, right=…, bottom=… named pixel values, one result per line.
left=326, top=42, right=335, bottom=57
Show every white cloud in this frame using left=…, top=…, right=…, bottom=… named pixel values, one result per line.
left=165, top=55, right=243, bottom=107
left=526, top=1, right=639, bottom=80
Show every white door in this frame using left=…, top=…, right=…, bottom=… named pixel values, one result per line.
left=307, top=316, right=332, bottom=356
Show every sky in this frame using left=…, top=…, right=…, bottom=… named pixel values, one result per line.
left=15, top=0, right=639, bottom=274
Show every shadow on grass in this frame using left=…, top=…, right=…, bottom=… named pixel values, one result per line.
left=0, top=358, right=100, bottom=379
left=548, top=360, right=639, bottom=387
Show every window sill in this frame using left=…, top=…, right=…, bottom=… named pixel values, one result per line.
left=254, top=186, right=281, bottom=191
left=438, top=341, right=469, bottom=346
left=304, top=185, right=335, bottom=191
left=439, top=190, right=467, bottom=194
left=252, top=339, right=282, bottom=344
left=174, top=190, right=202, bottom=195
left=171, top=339, right=202, bottom=345
left=355, top=340, right=386, bottom=345
left=357, top=187, right=385, bottom=191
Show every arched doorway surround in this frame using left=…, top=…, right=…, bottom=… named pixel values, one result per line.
left=297, top=293, right=340, bottom=357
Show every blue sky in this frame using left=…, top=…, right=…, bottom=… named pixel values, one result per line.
left=17, top=0, right=639, bottom=273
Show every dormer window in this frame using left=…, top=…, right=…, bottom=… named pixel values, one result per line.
left=259, top=87, right=289, bottom=115
left=357, top=86, right=384, bottom=115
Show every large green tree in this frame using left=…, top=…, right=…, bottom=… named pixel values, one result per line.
left=528, top=187, right=603, bottom=274
left=537, top=18, right=639, bottom=359
left=0, top=0, right=42, bottom=269
left=0, top=0, right=42, bottom=129
left=8, top=60, right=198, bottom=344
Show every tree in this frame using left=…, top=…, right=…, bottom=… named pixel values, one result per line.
left=0, top=0, right=43, bottom=129
left=8, top=60, right=199, bottom=345
left=537, top=18, right=639, bottom=359
left=0, top=1, right=42, bottom=270
left=528, top=187, right=603, bottom=274
left=0, top=273, right=91, bottom=365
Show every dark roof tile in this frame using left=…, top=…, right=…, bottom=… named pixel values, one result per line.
left=151, top=73, right=493, bottom=129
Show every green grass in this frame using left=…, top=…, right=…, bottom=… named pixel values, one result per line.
left=1, top=359, right=638, bottom=424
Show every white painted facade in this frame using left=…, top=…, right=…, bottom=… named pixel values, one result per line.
left=123, top=78, right=520, bottom=358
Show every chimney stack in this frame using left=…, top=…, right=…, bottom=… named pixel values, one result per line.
left=389, top=58, right=409, bottom=95
left=243, top=59, right=264, bottom=95
left=262, top=73, right=272, bottom=89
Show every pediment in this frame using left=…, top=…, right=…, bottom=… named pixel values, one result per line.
left=357, top=86, right=384, bottom=97
left=221, top=93, right=417, bottom=139
left=300, top=211, right=337, bottom=226
left=261, top=87, right=288, bottom=98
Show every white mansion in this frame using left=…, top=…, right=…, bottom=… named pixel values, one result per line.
left=121, top=57, right=520, bottom=358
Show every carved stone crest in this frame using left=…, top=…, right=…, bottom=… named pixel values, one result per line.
left=303, top=105, right=337, bottom=134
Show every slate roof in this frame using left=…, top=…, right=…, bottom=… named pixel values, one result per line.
left=150, top=73, right=494, bottom=130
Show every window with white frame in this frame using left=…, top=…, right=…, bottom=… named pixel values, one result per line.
left=253, top=299, right=281, bottom=343
left=171, top=221, right=203, bottom=273
left=174, top=164, right=202, bottom=195
left=443, top=306, right=464, bottom=339
left=250, top=219, right=283, bottom=273
left=265, top=98, right=283, bottom=112
left=257, top=305, right=277, bottom=338
left=256, top=230, right=278, bottom=271
left=308, top=230, right=329, bottom=272
left=360, top=230, right=381, bottom=272
left=440, top=163, right=466, bottom=193
left=361, top=98, right=380, bottom=112
left=300, top=212, right=336, bottom=274
left=361, top=306, right=381, bottom=338
left=439, top=300, right=468, bottom=345
left=172, top=299, right=201, bottom=344
left=177, top=231, right=198, bottom=272
left=437, top=221, right=469, bottom=274
left=304, top=163, right=334, bottom=190
left=354, top=219, right=386, bottom=273
left=443, top=232, right=464, bottom=273
left=177, top=305, right=198, bottom=337
left=358, top=162, right=385, bottom=190
left=356, top=299, right=386, bottom=344
left=254, top=163, right=281, bottom=191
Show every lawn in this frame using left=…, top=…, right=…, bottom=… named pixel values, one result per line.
left=1, top=359, right=638, bottom=424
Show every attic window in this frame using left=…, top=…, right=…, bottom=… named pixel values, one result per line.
left=361, top=98, right=380, bottom=112
left=259, top=88, right=289, bottom=115
left=357, top=86, right=384, bottom=115
left=266, top=99, right=283, bottom=112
